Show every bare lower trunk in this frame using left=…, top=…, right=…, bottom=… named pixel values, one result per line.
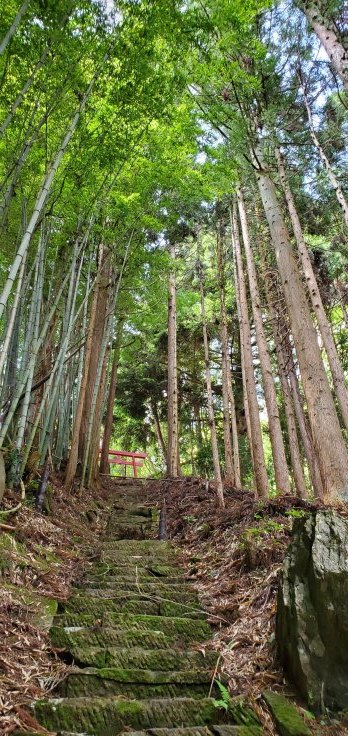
left=231, top=204, right=269, bottom=499
left=278, top=360, right=308, bottom=499
left=259, top=243, right=324, bottom=498
left=89, top=347, right=110, bottom=484
left=237, top=188, right=290, bottom=494
left=100, top=324, right=123, bottom=475
left=167, top=242, right=179, bottom=477
left=335, top=280, right=348, bottom=330
left=197, top=257, right=225, bottom=508
left=64, top=270, right=100, bottom=488
left=151, top=399, right=167, bottom=463
left=79, top=248, right=110, bottom=462
left=288, top=365, right=323, bottom=498
left=216, top=221, right=236, bottom=485
left=0, top=253, right=26, bottom=379
left=276, top=148, right=348, bottom=429
left=254, top=144, right=348, bottom=502
left=239, top=323, right=254, bottom=486
left=260, top=256, right=308, bottom=499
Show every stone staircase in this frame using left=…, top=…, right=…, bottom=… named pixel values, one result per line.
left=32, top=481, right=263, bottom=736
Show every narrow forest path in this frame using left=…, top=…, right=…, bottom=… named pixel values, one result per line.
left=29, top=480, right=262, bottom=735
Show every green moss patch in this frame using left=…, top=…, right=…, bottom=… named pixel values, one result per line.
left=70, top=646, right=217, bottom=671
left=54, top=613, right=211, bottom=641
left=34, top=696, right=224, bottom=735
left=263, top=691, right=311, bottom=736
left=50, top=626, right=172, bottom=651
left=59, top=667, right=215, bottom=699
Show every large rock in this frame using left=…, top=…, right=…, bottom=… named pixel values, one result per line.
left=277, top=510, right=348, bottom=712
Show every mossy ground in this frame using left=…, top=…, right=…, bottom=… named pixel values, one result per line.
left=31, top=486, right=262, bottom=735
left=6, top=477, right=344, bottom=736
left=0, top=480, right=115, bottom=734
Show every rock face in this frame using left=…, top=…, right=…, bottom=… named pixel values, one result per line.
left=277, top=510, right=348, bottom=712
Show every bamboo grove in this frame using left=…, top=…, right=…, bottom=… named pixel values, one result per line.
left=0, top=0, right=347, bottom=506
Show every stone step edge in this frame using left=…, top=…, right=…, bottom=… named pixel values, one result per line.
left=63, top=666, right=219, bottom=683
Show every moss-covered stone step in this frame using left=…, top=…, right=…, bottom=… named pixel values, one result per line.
left=84, top=563, right=185, bottom=579
left=109, top=505, right=156, bottom=517
left=71, top=586, right=197, bottom=602
left=13, top=724, right=261, bottom=736
left=99, top=540, right=173, bottom=552
left=80, top=576, right=188, bottom=588
left=98, top=542, right=176, bottom=560
left=104, top=527, right=155, bottom=541
left=62, top=597, right=204, bottom=619
left=105, top=515, right=157, bottom=527
left=55, top=613, right=211, bottom=637
left=105, top=518, right=157, bottom=525
left=104, top=518, right=158, bottom=540
left=99, top=554, right=177, bottom=567
left=50, top=626, right=175, bottom=651
left=99, top=551, right=175, bottom=564
left=69, top=646, right=218, bottom=670
left=33, top=696, right=226, bottom=735
left=79, top=578, right=187, bottom=589
left=32, top=496, right=253, bottom=736
left=51, top=615, right=210, bottom=643
left=117, top=728, right=262, bottom=736
left=90, top=562, right=185, bottom=575
left=58, top=667, right=219, bottom=699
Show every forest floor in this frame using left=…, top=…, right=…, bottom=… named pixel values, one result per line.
left=145, top=477, right=348, bottom=736
left=0, top=478, right=114, bottom=734
left=0, top=475, right=347, bottom=735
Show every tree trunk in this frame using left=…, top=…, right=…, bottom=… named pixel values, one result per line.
left=89, top=347, right=110, bottom=484
left=167, top=242, right=179, bottom=477
left=276, top=147, right=348, bottom=430
left=216, top=221, right=236, bottom=485
left=0, top=62, right=105, bottom=319
left=197, top=257, right=225, bottom=508
left=259, top=255, right=308, bottom=499
left=254, top=144, right=348, bottom=502
left=300, top=1, right=348, bottom=89
left=230, top=203, right=269, bottom=499
left=151, top=399, right=167, bottom=464
left=237, top=188, right=290, bottom=494
left=79, top=248, right=110, bottom=462
left=100, top=323, right=123, bottom=474
left=277, top=355, right=308, bottom=499
left=0, top=0, right=30, bottom=57
left=0, top=47, right=49, bottom=136
left=0, top=252, right=26, bottom=379
left=273, top=286, right=324, bottom=498
left=288, top=361, right=324, bottom=499
left=256, top=229, right=324, bottom=498
left=335, top=280, right=348, bottom=330
left=14, top=238, right=44, bottom=457
left=64, top=266, right=100, bottom=488
left=0, top=257, right=78, bottom=448
left=302, top=92, right=348, bottom=225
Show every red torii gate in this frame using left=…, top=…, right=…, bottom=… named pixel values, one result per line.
left=99, top=448, right=147, bottom=478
